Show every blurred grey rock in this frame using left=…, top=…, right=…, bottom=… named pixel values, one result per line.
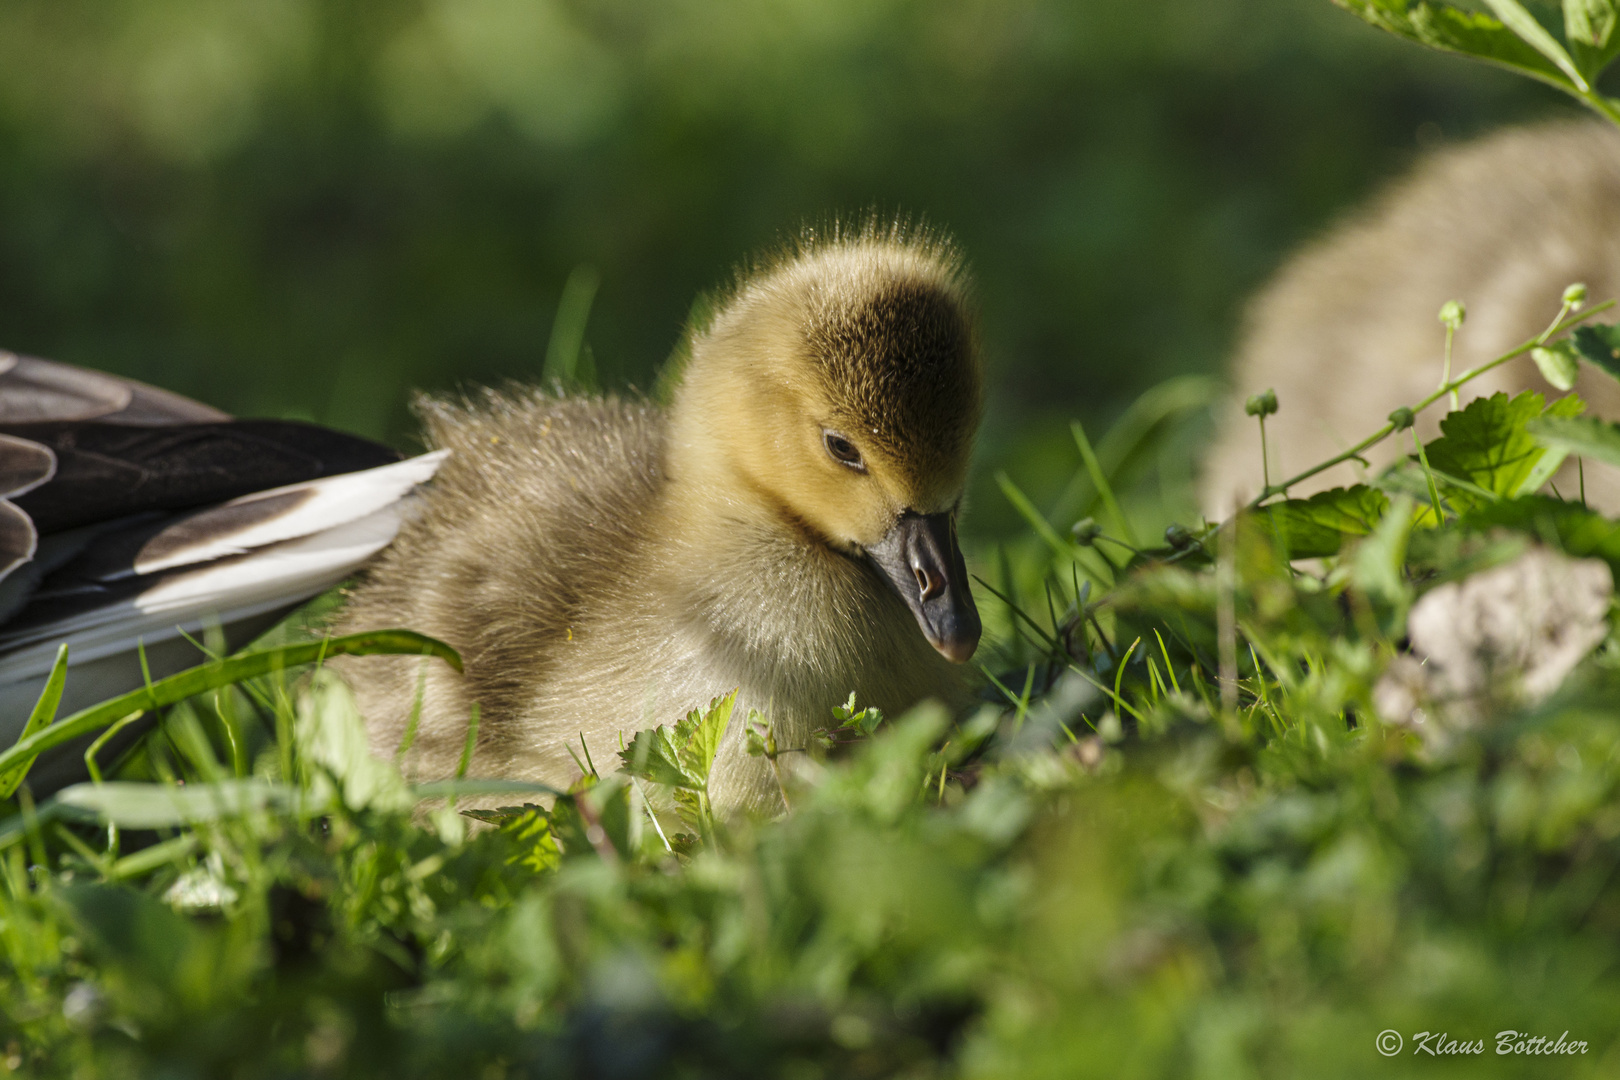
left=1374, top=546, right=1612, bottom=736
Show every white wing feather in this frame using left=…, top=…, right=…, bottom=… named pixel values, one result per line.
left=0, top=503, right=408, bottom=686
left=133, top=450, right=448, bottom=576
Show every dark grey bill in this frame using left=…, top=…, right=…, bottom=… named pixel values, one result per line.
left=865, top=510, right=981, bottom=663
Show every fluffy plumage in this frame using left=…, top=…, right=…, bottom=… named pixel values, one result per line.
left=1202, top=120, right=1620, bottom=516
left=338, top=227, right=984, bottom=812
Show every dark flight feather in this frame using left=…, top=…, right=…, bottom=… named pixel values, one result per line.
left=3, top=420, right=401, bottom=533
left=0, top=433, right=56, bottom=499
left=0, top=354, right=445, bottom=789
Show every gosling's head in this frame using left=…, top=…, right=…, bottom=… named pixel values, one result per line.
left=670, top=227, right=984, bottom=662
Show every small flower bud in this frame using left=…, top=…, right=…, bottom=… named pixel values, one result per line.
left=1164, top=523, right=1195, bottom=550
left=1244, top=388, right=1279, bottom=418
left=1564, top=282, right=1588, bottom=309
left=1388, top=406, right=1415, bottom=431
left=1438, top=300, right=1466, bottom=329
left=1071, top=517, right=1102, bottom=545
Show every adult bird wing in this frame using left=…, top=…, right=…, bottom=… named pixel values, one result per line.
left=0, top=353, right=446, bottom=788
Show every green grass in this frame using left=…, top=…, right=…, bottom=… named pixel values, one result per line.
left=4, top=283, right=1620, bottom=1077
left=14, top=4, right=1620, bottom=1051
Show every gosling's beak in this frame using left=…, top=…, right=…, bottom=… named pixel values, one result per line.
left=865, top=510, right=981, bottom=663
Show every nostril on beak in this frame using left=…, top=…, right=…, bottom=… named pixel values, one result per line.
left=912, top=562, right=943, bottom=601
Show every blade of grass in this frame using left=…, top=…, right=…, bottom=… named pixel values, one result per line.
left=0, top=643, right=70, bottom=798
left=84, top=711, right=147, bottom=785
left=1065, top=663, right=1146, bottom=724
left=972, top=575, right=1058, bottom=650
left=1153, top=630, right=1182, bottom=695
left=106, top=834, right=200, bottom=881
left=1050, top=375, right=1216, bottom=526
left=0, top=630, right=461, bottom=785
left=1113, top=637, right=1142, bottom=708
left=1073, top=419, right=1139, bottom=547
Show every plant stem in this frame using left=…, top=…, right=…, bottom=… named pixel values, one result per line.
left=1259, top=414, right=1271, bottom=490
left=1246, top=299, right=1614, bottom=509
left=1577, top=88, right=1620, bottom=130
left=1412, top=428, right=1444, bottom=523
left=1442, top=323, right=1458, bottom=411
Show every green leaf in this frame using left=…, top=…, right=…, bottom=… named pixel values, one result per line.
left=1376, top=459, right=1505, bottom=508
left=619, top=725, right=699, bottom=789
left=415, top=779, right=562, bottom=800
left=1517, top=393, right=1585, bottom=494
left=1422, top=391, right=1568, bottom=501
left=1565, top=0, right=1617, bottom=47
left=1335, top=0, right=1576, bottom=88
left=464, top=804, right=561, bottom=873
left=1526, top=413, right=1620, bottom=468
left=1351, top=495, right=1416, bottom=619
left=1565, top=0, right=1620, bottom=77
left=0, top=643, right=69, bottom=798
left=617, top=693, right=737, bottom=844
left=1532, top=341, right=1581, bottom=390
left=675, top=690, right=737, bottom=786
left=58, top=884, right=219, bottom=995
left=1256, top=485, right=1389, bottom=559
left=55, top=779, right=298, bottom=828
left=1572, top=322, right=1620, bottom=378
left=1481, top=0, right=1590, bottom=88
left=831, top=692, right=885, bottom=736
left=0, top=629, right=460, bottom=787
left=296, top=671, right=414, bottom=813
left=619, top=690, right=738, bottom=800
left=1463, top=495, right=1620, bottom=570
left=502, top=807, right=561, bottom=873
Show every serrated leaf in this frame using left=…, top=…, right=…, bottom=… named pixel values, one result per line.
left=474, top=804, right=560, bottom=873
left=1423, top=391, right=1562, bottom=500
left=1257, top=485, right=1389, bottom=559
left=674, top=690, right=737, bottom=786
left=619, top=725, right=697, bottom=789
left=1572, top=323, right=1620, bottom=378
left=1526, top=413, right=1620, bottom=468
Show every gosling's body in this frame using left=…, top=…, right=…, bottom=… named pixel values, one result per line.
left=1202, top=120, right=1620, bottom=515
left=339, top=233, right=979, bottom=811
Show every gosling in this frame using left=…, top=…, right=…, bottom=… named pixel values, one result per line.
left=1202, top=120, right=1620, bottom=516
left=338, top=229, right=985, bottom=813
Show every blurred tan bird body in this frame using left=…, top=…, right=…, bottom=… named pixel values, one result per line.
left=1203, top=120, right=1620, bottom=516
left=337, top=230, right=984, bottom=812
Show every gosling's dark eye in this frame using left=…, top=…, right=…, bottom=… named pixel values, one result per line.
left=823, top=431, right=865, bottom=471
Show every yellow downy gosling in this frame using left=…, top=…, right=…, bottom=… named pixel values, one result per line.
left=337, top=227, right=985, bottom=812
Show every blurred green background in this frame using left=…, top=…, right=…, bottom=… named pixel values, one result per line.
left=0, top=0, right=1576, bottom=539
